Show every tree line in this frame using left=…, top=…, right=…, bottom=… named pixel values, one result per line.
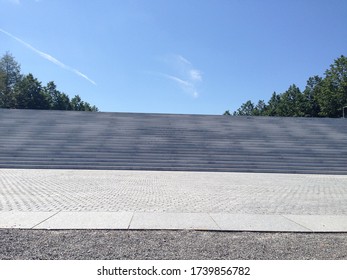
left=225, top=55, right=347, bottom=118
left=0, top=52, right=98, bottom=111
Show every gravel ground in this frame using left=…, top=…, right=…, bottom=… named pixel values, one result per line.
left=0, top=229, right=346, bottom=260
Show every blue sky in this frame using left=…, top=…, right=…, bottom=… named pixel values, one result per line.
left=1, top=0, right=346, bottom=114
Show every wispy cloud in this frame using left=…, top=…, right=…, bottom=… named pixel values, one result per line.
left=177, top=55, right=192, bottom=66
left=0, top=28, right=96, bottom=85
left=189, top=69, right=202, bottom=82
left=158, top=54, right=202, bottom=98
left=160, top=74, right=198, bottom=98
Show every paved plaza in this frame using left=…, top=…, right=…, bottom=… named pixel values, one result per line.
left=0, top=169, right=346, bottom=232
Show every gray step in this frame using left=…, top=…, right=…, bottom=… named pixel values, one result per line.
left=0, top=109, right=346, bottom=174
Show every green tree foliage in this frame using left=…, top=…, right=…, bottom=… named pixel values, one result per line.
left=302, top=76, right=322, bottom=117
left=43, top=81, right=71, bottom=110
left=315, top=56, right=347, bottom=117
left=0, top=52, right=21, bottom=108
left=14, top=74, right=49, bottom=109
left=0, top=53, right=98, bottom=112
left=253, top=100, right=267, bottom=116
left=70, top=95, right=98, bottom=111
left=0, top=71, right=5, bottom=102
left=234, top=100, right=255, bottom=116
left=230, top=55, right=347, bottom=118
left=264, top=92, right=281, bottom=116
left=277, top=85, right=305, bottom=117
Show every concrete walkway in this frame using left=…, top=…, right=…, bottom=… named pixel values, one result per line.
left=1, top=169, right=347, bottom=232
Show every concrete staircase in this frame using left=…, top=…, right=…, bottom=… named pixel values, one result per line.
left=0, top=109, right=346, bottom=174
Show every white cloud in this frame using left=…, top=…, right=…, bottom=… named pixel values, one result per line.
left=189, top=69, right=202, bottom=82
left=163, top=74, right=192, bottom=88
left=0, top=28, right=96, bottom=85
left=157, top=54, right=203, bottom=98
left=176, top=55, right=192, bottom=66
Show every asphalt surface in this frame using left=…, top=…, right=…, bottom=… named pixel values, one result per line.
left=1, top=229, right=346, bottom=260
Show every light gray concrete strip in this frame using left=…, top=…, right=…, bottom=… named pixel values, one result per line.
left=284, top=215, right=347, bottom=232
left=1, top=212, right=347, bottom=231
left=210, top=213, right=312, bottom=232
left=0, top=212, right=58, bottom=229
left=129, top=212, right=220, bottom=230
left=33, top=212, right=133, bottom=229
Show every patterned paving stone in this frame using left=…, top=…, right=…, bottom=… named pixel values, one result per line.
left=1, top=169, right=347, bottom=215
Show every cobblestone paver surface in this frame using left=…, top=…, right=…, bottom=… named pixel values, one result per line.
left=0, top=169, right=347, bottom=215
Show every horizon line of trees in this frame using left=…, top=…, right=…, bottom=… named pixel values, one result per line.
left=0, top=52, right=98, bottom=111
left=225, top=55, right=347, bottom=118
